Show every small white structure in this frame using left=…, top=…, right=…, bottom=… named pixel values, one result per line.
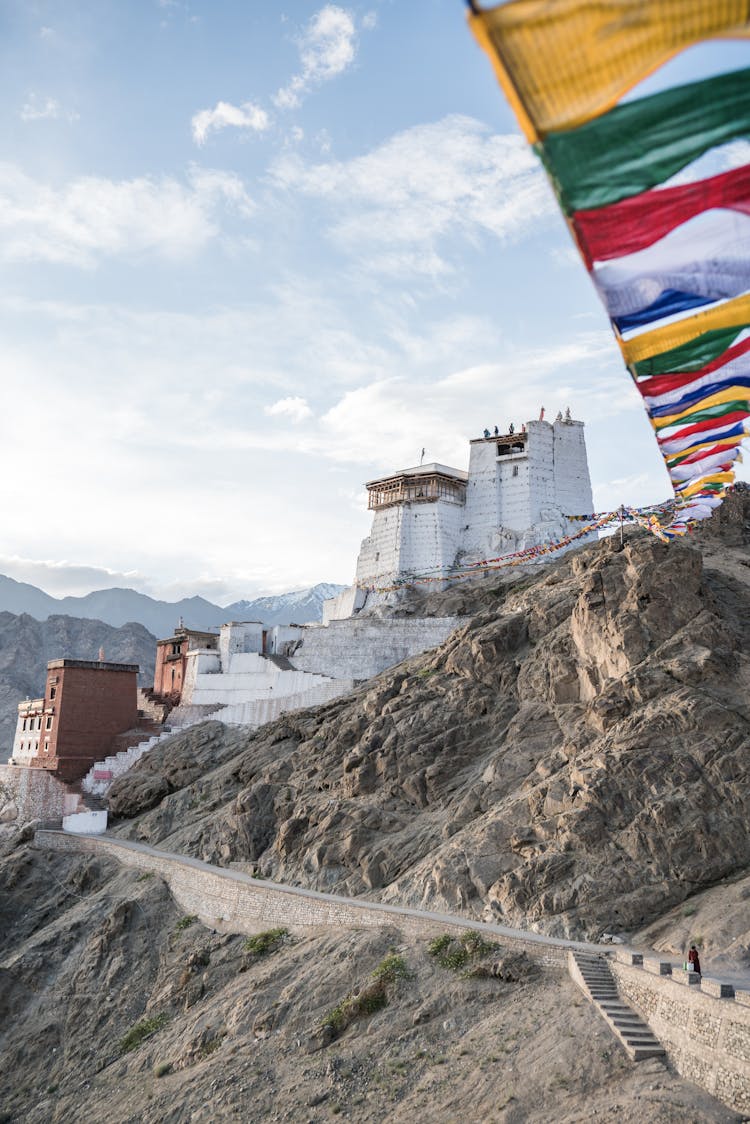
left=330, top=412, right=595, bottom=611
left=62, top=809, right=108, bottom=834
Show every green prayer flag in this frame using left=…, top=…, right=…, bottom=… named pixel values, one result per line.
left=538, top=68, right=750, bottom=214
left=631, top=326, right=748, bottom=379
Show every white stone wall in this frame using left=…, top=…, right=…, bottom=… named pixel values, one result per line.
left=527, top=420, right=556, bottom=527
left=355, top=498, right=465, bottom=587
left=462, top=438, right=501, bottom=554
left=497, top=452, right=531, bottom=531
left=290, top=617, right=466, bottom=681
left=553, top=418, right=595, bottom=517
left=322, top=587, right=366, bottom=624
left=188, top=652, right=340, bottom=707
left=211, top=678, right=355, bottom=728
left=181, top=648, right=221, bottom=705
left=269, top=624, right=306, bottom=653
left=219, top=621, right=265, bottom=668
left=62, top=809, right=108, bottom=834
left=355, top=504, right=405, bottom=585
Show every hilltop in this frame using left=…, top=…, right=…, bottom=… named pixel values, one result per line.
left=103, top=490, right=750, bottom=955
left=1, top=491, right=749, bottom=1123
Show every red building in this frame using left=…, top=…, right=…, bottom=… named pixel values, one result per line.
left=152, top=626, right=218, bottom=704
left=27, top=658, right=140, bottom=783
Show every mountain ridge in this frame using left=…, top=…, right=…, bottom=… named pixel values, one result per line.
left=0, top=576, right=346, bottom=637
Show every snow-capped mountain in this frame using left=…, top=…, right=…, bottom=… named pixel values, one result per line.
left=224, top=583, right=346, bottom=626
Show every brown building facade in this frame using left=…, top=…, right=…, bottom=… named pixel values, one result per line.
left=153, top=626, right=218, bottom=704
left=25, top=659, right=140, bottom=782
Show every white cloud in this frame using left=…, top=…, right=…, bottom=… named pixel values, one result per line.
left=265, top=396, right=314, bottom=423
left=191, top=99, right=269, bottom=146
left=20, top=94, right=78, bottom=122
left=274, top=5, right=357, bottom=109
left=0, top=555, right=147, bottom=598
left=0, top=163, right=254, bottom=266
left=271, top=115, right=556, bottom=274
left=362, top=11, right=377, bottom=31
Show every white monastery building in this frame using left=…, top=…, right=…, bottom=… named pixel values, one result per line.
left=325, top=410, right=594, bottom=620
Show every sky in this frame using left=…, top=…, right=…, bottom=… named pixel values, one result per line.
left=1, top=1, right=748, bottom=604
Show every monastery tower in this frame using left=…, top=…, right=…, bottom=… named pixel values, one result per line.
left=335, top=411, right=594, bottom=609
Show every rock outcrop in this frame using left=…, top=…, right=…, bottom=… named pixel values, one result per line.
left=108, top=493, right=750, bottom=945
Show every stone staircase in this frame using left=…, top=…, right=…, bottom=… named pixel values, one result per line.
left=569, top=951, right=665, bottom=1061
left=261, top=653, right=295, bottom=671
left=137, top=687, right=173, bottom=724
left=80, top=727, right=177, bottom=798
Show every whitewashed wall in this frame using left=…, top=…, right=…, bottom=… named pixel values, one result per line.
left=553, top=419, right=594, bottom=517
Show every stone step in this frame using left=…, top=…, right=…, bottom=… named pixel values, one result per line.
left=570, top=949, right=665, bottom=1064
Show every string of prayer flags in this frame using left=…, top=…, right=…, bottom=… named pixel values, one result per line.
left=468, top=0, right=750, bottom=538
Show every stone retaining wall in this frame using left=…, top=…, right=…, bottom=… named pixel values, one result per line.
left=0, top=765, right=71, bottom=823
left=34, top=831, right=595, bottom=969
left=290, top=617, right=466, bottom=682
left=611, top=959, right=750, bottom=1114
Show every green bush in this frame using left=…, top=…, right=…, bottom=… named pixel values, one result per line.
left=427, top=930, right=498, bottom=973
left=118, top=1013, right=170, bottom=1054
left=322, top=954, right=413, bottom=1039
left=427, top=934, right=453, bottom=958
left=243, top=927, right=289, bottom=956
left=153, top=1061, right=172, bottom=1078
left=174, top=915, right=198, bottom=932
left=372, top=953, right=412, bottom=985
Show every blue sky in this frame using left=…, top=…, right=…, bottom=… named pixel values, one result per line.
left=1, top=1, right=747, bottom=603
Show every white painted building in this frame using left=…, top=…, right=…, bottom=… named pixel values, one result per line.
left=10, top=698, right=45, bottom=766
left=327, top=411, right=595, bottom=615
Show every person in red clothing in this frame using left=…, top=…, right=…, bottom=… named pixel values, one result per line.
left=688, top=944, right=701, bottom=975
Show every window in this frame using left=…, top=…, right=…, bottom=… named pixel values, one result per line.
left=512, top=465, right=519, bottom=477
left=44, top=741, right=50, bottom=753
left=37, top=717, right=43, bottom=730
left=50, top=686, right=56, bottom=700
left=22, top=719, right=27, bottom=731
left=46, top=716, right=53, bottom=730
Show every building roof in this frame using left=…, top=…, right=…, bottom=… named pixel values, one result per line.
left=47, top=659, right=139, bottom=673
left=365, top=462, right=468, bottom=487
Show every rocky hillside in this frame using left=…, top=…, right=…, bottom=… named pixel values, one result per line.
left=105, top=491, right=750, bottom=949
left=0, top=833, right=735, bottom=1124
left=0, top=614, right=156, bottom=754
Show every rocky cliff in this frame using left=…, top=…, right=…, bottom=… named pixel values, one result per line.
left=106, top=491, right=750, bottom=947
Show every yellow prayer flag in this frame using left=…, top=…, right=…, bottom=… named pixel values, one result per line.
left=653, top=386, right=750, bottom=429
left=620, top=293, right=750, bottom=366
left=678, top=471, right=734, bottom=498
left=468, top=0, right=750, bottom=141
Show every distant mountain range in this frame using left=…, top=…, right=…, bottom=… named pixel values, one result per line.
left=0, top=576, right=347, bottom=638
